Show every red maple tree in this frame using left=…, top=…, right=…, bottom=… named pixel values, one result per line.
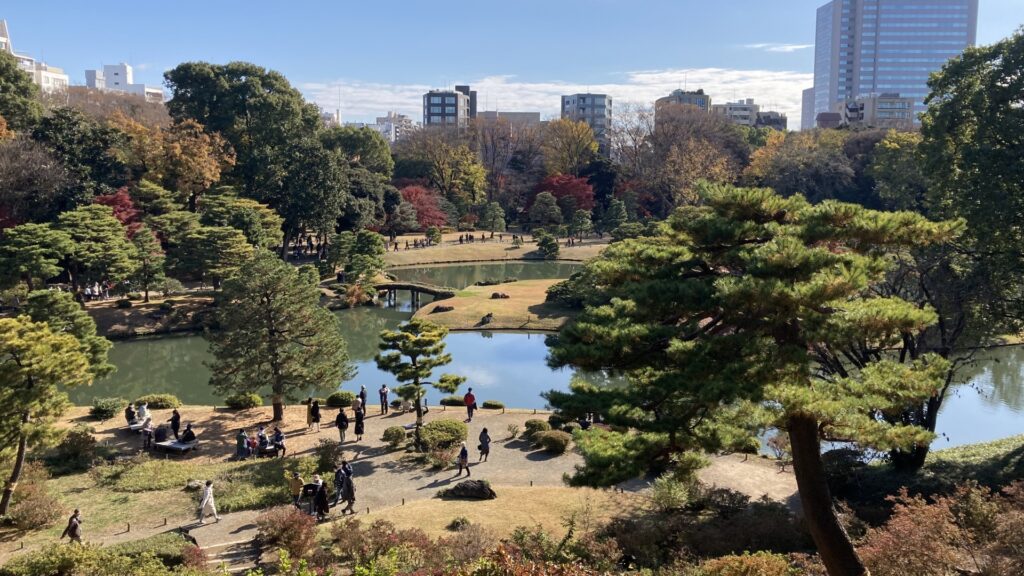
left=400, top=185, right=448, bottom=229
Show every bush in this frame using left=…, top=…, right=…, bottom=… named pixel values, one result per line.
left=440, top=395, right=465, bottom=407
left=256, top=506, right=318, bottom=559
left=535, top=232, right=559, bottom=259
left=534, top=430, right=572, bottom=454
left=506, top=424, right=520, bottom=440
left=90, top=397, right=125, bottom=420
left=114, top=298, right=132, bottom=308
left=562, top=422, right=582, bottom=434
left=134, top=393, right=181, bottom=409
left=611, top=222, right=645, bottom=241
left=314, top=439, right=344, bottom=472
left=427, top=445, right=459, bottom=470
left=300, top=397, right=325, bottom=406
left=696, top=551, right=795, bottom=576
left=481, top=400, right=504, bottom=410
left=326, top=390, right=356, bottom=408
left=547, top=413, right=566, bottom=428
left=51, top=425, right=98, bottom=473
left=158, top=300, right=175, bottom=311
left=160, top=277, right=187, bottom=296
left=107, top=532, right=193, bottom=567
left=126, top=292, right=143, bottom=301
left=649, top=476, right=691, bottom=513
left=383, top=426, right=407, bottom=449
left=447, top=516, right=471, bottom=532
left=0, top=544, right=173, bottom=576
left=859, top=490, right=961, bottom=576
left=523, top=419, right=551, bottom=441
left=9, top=462, right=63, bottom=530
left=224, top=392, right=262, bottom=409
left=420, top=419, right=468, bottom=450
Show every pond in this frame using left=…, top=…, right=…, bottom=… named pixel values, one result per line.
left=69, top=260, right=1023, bottom=449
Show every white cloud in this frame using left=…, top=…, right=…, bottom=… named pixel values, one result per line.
left=301, top=67, right=813, bottom=129
left=743, top=43, right=815, bottom=53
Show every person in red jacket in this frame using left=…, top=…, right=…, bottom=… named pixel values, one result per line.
left=463, top=388, right=477, bottom=422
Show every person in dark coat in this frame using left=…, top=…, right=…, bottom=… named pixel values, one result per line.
left=180, top=423, right=196, bottom=443
left=335, top=408, right=349, bottom=443
left=60, top=509, right=83, bottom=543
left=124, top=404, right=136, bottom=425
left=336, top=471, right=356, bottom=514
left=310, top=400, right=322, bottom=433
left=379, top=385, right=389, bottom=415
left=313, top=481, right=330, bottom=521
left=478, top=428, right=491, bottom=462
left=272, top=427, right=286, bottom=457
left=168, top=409, right=181, bottom=440
left=358, top=385, right=368, bottom=409
left=456, top=442, right=470, bottom=476
left=354, top=407, right=365, bottom=441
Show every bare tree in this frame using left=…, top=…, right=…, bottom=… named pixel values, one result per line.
left=609, top=102, right=655, bottom=179
left=0, top=138, right=71, bottom=225
left=40, top=86, right=170, bottom=129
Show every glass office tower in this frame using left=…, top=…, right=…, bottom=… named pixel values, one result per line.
left=812, top=0, right=978, bottom=122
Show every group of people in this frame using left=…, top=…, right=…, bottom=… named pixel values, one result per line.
left=126, top=403, right=194, bottom=448
left=456, top=427, right=492, bottom=477
left=82, top=280, right=114, bottom=302
left=288, top=461, right=356, bottom=522
left=235, top=426, right=286, bottom=459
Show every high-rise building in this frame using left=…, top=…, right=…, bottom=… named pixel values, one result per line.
left=454, top=85, right=477, bottom=119
left=423, top=88, right=473, bottom=129
left=0, top=19, right=68, bottom=94
left=812, top=0, right=977, bottom=123
left=561, top=93, right=612, bottom=155
left=801, top=87, right=816, bottom=131
left=85, top=63, right=163, bottom=102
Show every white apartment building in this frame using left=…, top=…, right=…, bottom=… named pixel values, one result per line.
left=712, top=99, right=760, bottom=126
left=85, top=63, right=163, bottom=103
left=561, top=93, right=612, bottom=155
left=0, top=19, right=69, bottom=94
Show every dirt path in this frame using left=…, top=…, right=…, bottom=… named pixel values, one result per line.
left=698, top=454, right=800, bottom=510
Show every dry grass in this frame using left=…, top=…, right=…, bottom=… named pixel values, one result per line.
left=86, top=294, right=214, bottom=338
left=384, top=235, right=607, bottom=267
left=357, top=486, right=640, bottom=538
left=413, top=279, right=574, bottom=331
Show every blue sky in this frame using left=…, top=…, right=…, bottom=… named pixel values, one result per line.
left=3, top=1, right=1022, bottom=128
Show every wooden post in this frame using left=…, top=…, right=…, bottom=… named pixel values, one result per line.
left=402, top=498, right=405, bottom=506
left=127, top=521, right=131, bottom=533
left=366, top=507, right=370, bottom=515
left=530, top=480, right=533, bottom=487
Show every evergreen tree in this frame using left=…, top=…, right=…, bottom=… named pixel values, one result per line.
left=0, top=317, right=92, bottom=515
left=376, top=319, right=465, bottom=448
left=530, top=192, right=563, bottom=228
left=23, top=290, right=114, bottom=379
left=0, top=51, right=43, bottom=131
left=348, top=230, right=386, bottom=281
left=426, top=226, right=442, bottom=245
left=0, top=223, right=73, bottom=290
left=56, top=205, right=137, bottom=291
left=129, top=225, right=166, bottom=302
left=170, top=226, right=253, bottom=289
left=207, top=251, right=354, bottom=421
left=382, top=201, right=419, bottom=239
left=600, top=199, right=628, bottom=234
left=326, top=231, right=356, bottom=273
left=535, top=231, right=560, bottom=260
left=569, top=209, right=593, bottom=240
left=547, top=184, right=956, bottom=576
left=481, top=202, right=507, bottom=235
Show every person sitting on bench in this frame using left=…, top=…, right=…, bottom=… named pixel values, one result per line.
left=257, top=426, right=269, bottom=450
left=124, top=403, right=136, bottom=425
left=136, top=402, right=150, bottom=422
left=180, top=423, right=196, bottom=444
left=272, top=427, right=286, bottom=457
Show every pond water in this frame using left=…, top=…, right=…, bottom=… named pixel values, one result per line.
left=69, top=260, right=1022, bottom=449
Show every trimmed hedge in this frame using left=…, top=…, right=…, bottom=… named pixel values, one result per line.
left=481, top=400, right=504, bottom=410
left=382, top=426, right=407, bottom=449
left=440, top=395, right=465, bottom=407
left=91, top=397, right=125, bottom=420
left=562, top=422, right=582, bottom=434
left=420, top=419, right=468, bottom=450
left=300, top=397, right=326, bottom=406
left=547, top=413, right=567, bottom=429
left=224, top=392, right=263, bottom=409
left=326, top=391, right=356, bottom=408
left=523, top=419, right=551, bottom=441
left=535, top=430, right=572, bottom=454
left=134, top=394, right=181, bottom=409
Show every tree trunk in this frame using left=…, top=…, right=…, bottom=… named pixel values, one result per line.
left=143, top=287, right=150, bottom=303
left=890, top=394, right=941, bottom=471
left=413, top=389, right=425, bottom=452
left=272, top=394, right=284, bottom=422
left=788, top=413, right=869, bottom=576
left=0, top=414, right=30, bottom=515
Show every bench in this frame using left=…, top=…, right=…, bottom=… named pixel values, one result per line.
left=255, top=445, right=279, bottom=458
left=154, top=439, right=198, bottom=454
left=126, top=420, right=145, bottom=433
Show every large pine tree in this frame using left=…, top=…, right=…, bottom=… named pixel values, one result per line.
left=207, top=250, right=354, bottom=421
left=547, top=184, right=956, bottom=576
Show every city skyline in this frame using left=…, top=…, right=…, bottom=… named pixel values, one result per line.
left=2, top=0, right=1020, bottom=129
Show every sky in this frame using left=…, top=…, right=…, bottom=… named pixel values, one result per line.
left=3, top=1, right=1022, bottom=129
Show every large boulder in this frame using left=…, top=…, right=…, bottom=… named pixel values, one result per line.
left=439, top=479, right=497, bottom=500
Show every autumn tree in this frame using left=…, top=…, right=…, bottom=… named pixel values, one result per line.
left=0, top=317, right=92, bottom=515
left=547, top=184, right=957, bottom=576
left=0, top=223, right=73, bottom=290
left=162, top=119, right=235, bottom=211
left=375, top=319, right=465, bottom=448
left=535, top=174, right=595, bottom=220
left=129, top=225, right=166, bottom=302
left=93, top=188, right=142, bottom=237
left=207, top=250, right=354, bottom=421
left=56, top=205, right=137, bottom=291
left=401, top=186, right=447, bottom=229
left=541, top=119, right=598, bottom=177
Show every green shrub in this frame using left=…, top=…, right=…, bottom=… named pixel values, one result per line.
left=300, top=397, right=326, bottom=405
left=506, top=424, right=520, bottom=440
left=420, top=419, right=468, bottom=450
left=90, top=397, right=125, bottom=420
left=611, top=222, right=645, bottom=241
left=547, top=413, right=566, bottom=428
left=51, top=425, right=98, bottom=473
left=562, top=422, right=582, bottom=434
left=224, top=392, right=262, bottom=409
left=158, top=300, right=175, bottom=311
left=447, top=516, right=471, bottom=531
left=326, top=390, right=356, bottom=408
left=481, top=400, right=504, bottom=410
left=134, top=393, right=181, bottom=409
left=126, top=292, right=143, bottom=301
left=107, top=532, right=193, bottom=567
left=695, top=551, right=795, bottom=576
left=114, top=298, right=132, bottom=308
left=0, top=544, right=174, bottom=576
left=314, top=439, right=344, bottom=472
left=649, top=476, right=691, bottom=513
left=534, top=430, right=572, bottom=454
left=535, top=232, right=559, bottom=259
left=160, top=278, right=187, bottom=297
left=440, top=395, right=464, bottom=407
left=382, top=426, right=407, bottom=449
left=523, top=419, right=551, bottom=441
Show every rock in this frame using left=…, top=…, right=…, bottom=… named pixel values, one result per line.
left=480, top=312, right=494, bottom=325
left=439, top=479, right=497, bottom=500
left=433, top=305, right=455, bottom=313
left=185, top=479, right=202, bottom=491
left=490, top=292, right=510, bottom=299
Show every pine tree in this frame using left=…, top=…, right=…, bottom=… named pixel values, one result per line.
left=530, top=192, right=563, bottom=228
left=24, top=290, right=114, bottom=379
left=0, top=317, right=92, bottom=515
left=207, top=250, right=354, bottom=421
left=547, top=183, right=956, bottom=576
left=171, top=226, right=253, bottom=289
left=600, top=198, right=628, bottom=234
left=535, top=231, right=560, bottom=260
left=482, top=202, right=506, bottom=235
left=129, top=225, right=166, bottom=302
left=0, top=223, right=73, bottom=290
left=569, top=209, right=593, bottom=240
left=56, top=204, right=137, bottom=291
left=376, top=319, right=465, bottom=449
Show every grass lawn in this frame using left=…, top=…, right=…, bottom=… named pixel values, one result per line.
left=351, top=486, right=641, bottom=539
left=384, top=235, right=607, bottom=267
left=413, top=279, right=575, bottom=331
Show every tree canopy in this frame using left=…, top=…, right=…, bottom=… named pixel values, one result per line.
left=321, top=125, right=395, bottom=178
left=0, top=51, right=42, bottom=131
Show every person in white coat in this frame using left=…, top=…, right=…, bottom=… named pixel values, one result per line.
left=197, top=480, right=220, bottom=523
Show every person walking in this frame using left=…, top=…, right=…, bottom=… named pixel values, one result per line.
left=288, top=472, right=304, bottom=508
left=332, top=463, right=347, bottom=507
left=313, top=481, right=330, bottom=521
left=141, top=418, right=153, bottom=449
left=305, top=397, right=314, bottom=432
left=197, top=480, right=220, bottom=524
left=335, top=408, right=349, bottom=443
left=354, top=406, right=365, bottom=441
left=235, top=429, right=248, bottom=460
left=463, top=388, right=477, bottom=422
left=60, top=509, right=83, bottom=543
left=478, top=428, right=491, bottom=462
left=456, top=442, right=470, bottom=477
left=337, top=472, right=356, bottom=515
left=168, top=409, right=181, bottom=440
left=310, top=400, right=322, bottom=433
left=379, top=384, right=390, bottom=415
